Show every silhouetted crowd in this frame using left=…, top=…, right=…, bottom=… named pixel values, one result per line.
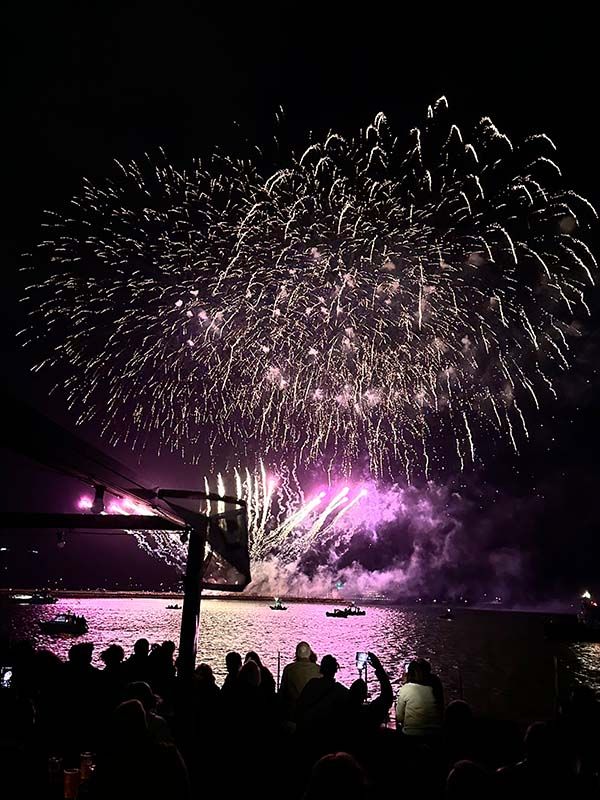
left=1, top=635, right=599, bottom=798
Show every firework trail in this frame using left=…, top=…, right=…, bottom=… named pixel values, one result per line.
left=24, top=98, right=597, bottom=477
left=76, top=468, right=541, bottom=603
left=77, top=463, right=369, bottom=570
left=77, top=493, right=182, bottom=566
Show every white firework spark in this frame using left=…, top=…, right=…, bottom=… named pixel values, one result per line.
left=24, top=98, right=597, bottom=478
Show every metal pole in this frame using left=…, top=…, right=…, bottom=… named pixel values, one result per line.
left=277, top=651, right=281, bottom=691
left=0, top=512, right=186, bottom=530
left=553, top=655, right=560, bottom=716
left=178, top=523, right=207, bottom=680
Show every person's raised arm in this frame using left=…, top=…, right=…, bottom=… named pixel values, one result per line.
left=367, top=652, right=393, bottom=710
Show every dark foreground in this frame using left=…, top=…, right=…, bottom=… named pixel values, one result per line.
left=1, top=630, right=599, bottom=800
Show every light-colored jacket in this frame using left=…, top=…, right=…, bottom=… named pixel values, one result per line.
left=396, top=682, right=442, bottom=735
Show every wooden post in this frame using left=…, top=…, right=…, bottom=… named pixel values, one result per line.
left=178, top=522, right=207, bottom=680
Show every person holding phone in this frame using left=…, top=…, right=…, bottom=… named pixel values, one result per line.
left=355, top=651, right=369, bottom=671
left=396, top=659, right=443, bottom=737
left=346, top=651, right=394, bottom=736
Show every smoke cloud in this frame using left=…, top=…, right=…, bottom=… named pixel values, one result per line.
left=247, top=479, right=536, bottom=602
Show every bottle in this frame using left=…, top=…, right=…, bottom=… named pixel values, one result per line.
left=48, top=756, right=62, bottom=794
left=79, top=752, right=94, bottom=781
left=63, top=768, right=80, bottom=799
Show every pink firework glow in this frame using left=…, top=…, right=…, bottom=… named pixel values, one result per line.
left=75, top=470, right=371, bottom=570
left=75, top=471, right=530, bottom=601
left=77, top=494, right=153, bottom=516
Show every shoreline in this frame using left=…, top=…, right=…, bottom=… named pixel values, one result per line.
left=0, top=588, right=385, bottom=604
left=0, top=588, right=569, bottom=613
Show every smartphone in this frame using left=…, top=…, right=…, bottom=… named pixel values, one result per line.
left=0, top=666, right=12, bottom=689
left=356, top=651, right=368, bottom=669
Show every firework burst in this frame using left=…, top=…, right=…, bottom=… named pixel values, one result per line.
left=77, top=463, right=370, bottom=571
left=23, top=97, right=597, bottom=477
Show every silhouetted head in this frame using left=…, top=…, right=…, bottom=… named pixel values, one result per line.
left=417, top=657, right=432, bottom=676
left=245, top=651, right=263, bottom=668
left=133, top=638, right=149, bottom=657
left=239, top=659, right=261, bottom=688
left=11, top=640, right=35, bottom=666
left=446, top=760, right=492, bottom=800
left=35, top=648, right=63, bottom=675
left=406, top=659, right=428, bottom=684
left=569, top=684, right=598, bottom=715
left=123, top=681, right=157, bottom=711
left=101, top=644, right=125, bottom=668
left=296, top=641, right=312, bottom=661
left=320, top=655, right=339, bottom=679
left=225, top=651, right=242, bottom=675
left=111, top=699, right=147, bottom=744
left=0, top=690, right=35, bottom=743
left=194, top=663, right=215, bottom=684
left=524, top=721, right=561, bottom=766
left=349, top=678, right=368, bottom=704
left=305, top=752, right=366, bottom=800
left=161, top=640, right=176, bottom=657
left=68, top=642, right=94, bottom=666
left=445, top=699, right=473, bottom=730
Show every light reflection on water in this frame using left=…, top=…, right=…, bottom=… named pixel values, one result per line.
left=562, top=642, right=600, bottom=691
left=3, top=597, right=596, bottom=723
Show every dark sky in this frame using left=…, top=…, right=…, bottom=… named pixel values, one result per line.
left=1, top=4, right=599, bottom=596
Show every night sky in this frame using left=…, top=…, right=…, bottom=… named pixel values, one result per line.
left=1, top=5, right=599, bottom=599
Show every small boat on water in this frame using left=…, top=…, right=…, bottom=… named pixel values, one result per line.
left=344, top=603, right=366, bottom=617
left=326, top=602, right=366, bottom=618
left=439, top=608, right=455, bottom=620
left=326, top=608, right=349, bottom=618
left=10, top=592, right=57, bottom=605
left=166, top=604, right=182, bottom=610
left=270, top=598, right=287, bottom=611
left=39, top=613, right=88, bottom=636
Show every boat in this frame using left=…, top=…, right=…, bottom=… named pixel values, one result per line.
left=545, top=591, right=600, bottom=642
left=166, top=604, right=182, bottom=609
left=326, top=608, right=349, bottom=618
left=439, top=608, right=455, bottom=620
left=269, top=598, right=287, bottom=611
left=10, top=592, right=57, bottom=605
left=344, top=603, right=366, bottom=617
left=10, top=593, right=35, bottom=603
left=38, top=613, right=88, bottom=635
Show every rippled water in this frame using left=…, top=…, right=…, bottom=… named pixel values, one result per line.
left=2, top=597, right=597, bottom=724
